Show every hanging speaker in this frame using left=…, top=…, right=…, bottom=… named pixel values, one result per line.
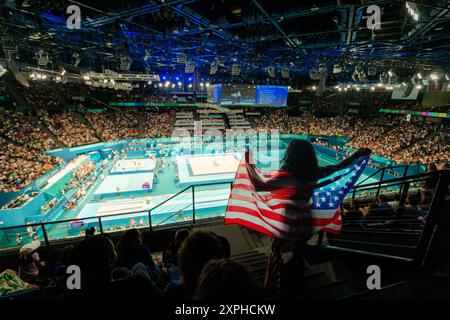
left=177, top=55, right=187, bottom=63
left=333, top=64, right=342, bottom=74
left=210, top=61, right=218, bottom=75
left=389, top=74, right=398, bottom=84
left=379, top=72, right=389, bottom=84
left=309, top=68, right=319, bottom=80
left=231, top=64, right=241, bottom=76
left=281, top=67, right=290, bottom=79
left=120, top=56, right=132, bottom=71
left=185, top=62, right=195, bottom=73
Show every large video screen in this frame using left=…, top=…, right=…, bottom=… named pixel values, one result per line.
left=221, top=84, right=256, bottom=105
left=207, top=84, right=288, bottom=107
left=207, top=84, right=222, bottom=104
left=256, top=85, right=288, bottom=107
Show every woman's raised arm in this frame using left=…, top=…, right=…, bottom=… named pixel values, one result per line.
left=319, top=148, right=371, bottom=178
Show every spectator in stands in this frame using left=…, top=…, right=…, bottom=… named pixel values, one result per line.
left=47, top=245, right=74, bottom=290
left=115, top=229, right=159, bottom=285
left=343, top=199, right=363, bottom=218
left=163, top=230, right=225, bottom=299
left=84, top=227, right=96, bottom=237
left=359, top=202, right=379, bottom=218
left=377, top=195, right=392, bottom=209
left=18, top=240, right=44, bottom=284
left=438, top=162, right=450, bottom=170
left=264, top=140, right=371, bottom=294
left=388, top=194, right=401, bottom=213
left=194, top=259, right=261, bottom=300
left=420, top=164, right=438, bottom=207
left=60, top=235, right=160, bottom=300
left=162, top=229, right=191, bottom=286
left=403, top=195, right=428, bottom=218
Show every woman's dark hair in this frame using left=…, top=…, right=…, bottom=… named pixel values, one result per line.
left=194, top=259, right=261, bottom=300
left=178, top=231, right=224, bottom=291
left=68, top=235, right=116, bottom=288
left=116, top=228, right=142, bottom=253
left=280, top=140, right=320, bottom=182
left=377, top=195, right=388, bottom=203
left=174, top=229, right=191, bottom=250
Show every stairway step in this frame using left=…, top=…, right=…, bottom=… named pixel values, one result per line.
left=231, top=250, right=263, bottom=259
left=327, top=238, right=417, bottom=258
left=298, top=279, right=353, bottom=300
left=237, top=262, right=267, bottom=272
left=338, top=280, right=411, bottom=300
left=303, top=271, right=331, bottom=289
left=232, top=254, right=266, bottom=264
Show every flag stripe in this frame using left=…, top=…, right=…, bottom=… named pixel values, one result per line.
left=225, top=151, right=370, bottom=240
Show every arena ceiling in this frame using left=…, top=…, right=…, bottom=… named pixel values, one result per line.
left=0, top=0, right=449, bottom=82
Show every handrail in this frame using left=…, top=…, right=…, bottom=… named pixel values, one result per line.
left=153, top=202, right=194, bottom=227
left=355, top=163, right=423, bottom=186
left=0, top=181, right=233, bottom=232
left=1, top=168, right=444, bottom=235
left=0, top=169, right=447, bottom=254
left=353, top=169, right=448, bottom=190
left=148, top=181, right=232, bottom=213
left=148, top=185, right=192, bottom=213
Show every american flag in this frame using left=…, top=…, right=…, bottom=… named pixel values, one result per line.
left=225, top=150, right=371, bottom=239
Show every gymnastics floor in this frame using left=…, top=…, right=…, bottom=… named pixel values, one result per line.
left=176, top=152, right=243, bottom=184
left=94, top=172, right=155, bottom=198
left=110, top=158, right=156, bottom=174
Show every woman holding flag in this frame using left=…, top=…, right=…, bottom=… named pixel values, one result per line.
left=224, top=139, right=371, bottom=296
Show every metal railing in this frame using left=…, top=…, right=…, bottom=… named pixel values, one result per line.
left=0, top=182, right=232, bottom=251
left=350, top=163, right=429, bottom=199
left=324, top=169, right=450, bottom=268
left=1, top=169, right=449, bottom=270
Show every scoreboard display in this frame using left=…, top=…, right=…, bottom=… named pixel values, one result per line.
left=207, top=84, right=288, bottom=107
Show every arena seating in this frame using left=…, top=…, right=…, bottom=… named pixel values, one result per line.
left=0, top=82, right=449, bottom=301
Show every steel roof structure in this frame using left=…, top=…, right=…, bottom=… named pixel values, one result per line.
left=0, top=0, right=449, bottom=83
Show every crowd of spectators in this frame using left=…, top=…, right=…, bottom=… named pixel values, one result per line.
left=0, top=110, right=56, bottom=151
left=0, top=110, right=62, bottom=192
left=1, top=82, right=448, bottom=193
left=72, top=160, right=96, bottom=183
left=142, top=110, right=173, bottom=137
left=0, top=137, right=62, bottom=192
left=84, top=112, right=119, bottom=141
left=1, top=229, right=262, bottom=300
left=37, top=109, right=99, bottom=147
left=86, top=108, right=173, bottom=140
left=63, top=160, right=97, bottom=211
left=106, top=108, right=140, bottom=140
left=252, top=110, right=449, bottom=165
left=253, top=110, right=290, bottom=133
left=395, top=129, right=449, bottom=164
